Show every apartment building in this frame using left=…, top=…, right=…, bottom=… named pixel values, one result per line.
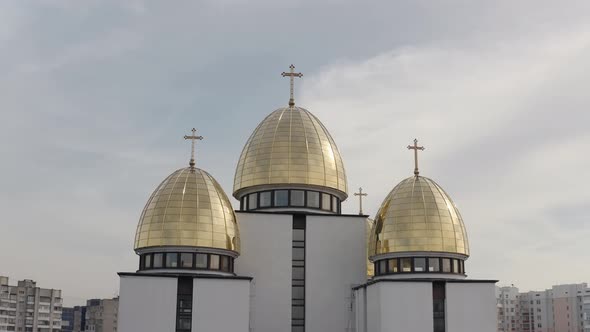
left=85, top=298, right=117, bottom=332
left=0, top=276, right=63, bottom=332
left=497, top=283, right=589, bottom=332
left=582, top=290, right=590, bottom=332
left=61, top=306, right=85, bottom=332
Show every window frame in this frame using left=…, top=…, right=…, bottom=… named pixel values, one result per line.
left=374, top=257, right=465, bottom=276
left=240, top=189, right=340, bottom=213
left=139, top=252, right=234, bottom=273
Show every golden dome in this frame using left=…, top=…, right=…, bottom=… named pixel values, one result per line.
left=134, top=167, right=240, bottom=252
left=366, top=218, right=375, bottom=278
left=369, top=176, right=469, bottom=257
left=233, top=106, right=347, bottom=199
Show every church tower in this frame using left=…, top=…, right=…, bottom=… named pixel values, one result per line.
left=354, top=139, right=497, bottom=332
left=232, top=65, right=367, bottom=332
left=117, top=130, right=252, bottom=332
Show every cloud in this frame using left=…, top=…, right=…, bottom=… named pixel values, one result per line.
left=302, top=22, right=590, bottom=290
left=2, top=0, right=590, bottom=304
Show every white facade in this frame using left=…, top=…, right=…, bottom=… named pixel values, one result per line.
left=354, top=280, right=496, bottom=332
left=355, top=281, right=433, bottom=332
left=303, top=214, right=367, bottom=332
left=234, top=211, right=367, bottom=332
left=117, top=274, right=250, bottom=332
left=234, top=212, right=293, bottom=332
left=118, top=275, right=177, bottom=332
left=446, top=282, right=497, bottom=332
left=192, top=278, right=250, bottom=332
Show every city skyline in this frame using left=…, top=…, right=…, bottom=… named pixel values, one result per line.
left=1, top=1, right=589, bottom=306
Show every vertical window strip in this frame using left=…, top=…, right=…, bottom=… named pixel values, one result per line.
left=176, top=277, right=193, bottom=332
left=432, top=282, right=446, bottom=332
left=292, top=215, right=306, bottom=332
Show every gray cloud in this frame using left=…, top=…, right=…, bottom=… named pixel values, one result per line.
left=1, top=0, right=589, bottom=305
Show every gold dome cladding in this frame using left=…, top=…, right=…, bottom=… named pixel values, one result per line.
left=366, top=218, right=375, bottom=278
left=370, top=176, right=469, bottom=257
left=233, top=106, right=347, bottom=198
left=135, top=167, right=240, bottom=252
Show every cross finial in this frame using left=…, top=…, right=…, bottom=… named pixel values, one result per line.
left=354, top=187, right=368, bottom=215
left=184, top=128, right=204, bottom=170
left=407, top=138, right=425, bottom=176
left=281, top=64, right=303, bottom=107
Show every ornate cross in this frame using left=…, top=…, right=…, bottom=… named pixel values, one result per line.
left=407, top=138, right=425, bottom=176
left=184, top=128, right=203, bottom=169
left=354, top=187, right=368, bottom=215
left=281, top=64, right=303, bottom=107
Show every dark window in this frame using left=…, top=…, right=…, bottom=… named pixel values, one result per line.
left=292, top=286, right=304, bottom=300
left=379, top=260, right=387, bottom=274
left=248, top=193, right=258, bottom=210
left=260, top=192, right=272, bottom=207
left=195, top=254, right=207, bottom=269
left=292, top=306, right=305, bottom=319
left=401, top=258, right=412, bottom=272
left=153, top=253, right=163, bottom=268
left=293, top=229, right=305, bottom=241
left=220, top=256, right=230, bottom=272
left=166, top=253, right=178, bottom=268
left=388, top=259, right=398, bottom=273
left=177, top=317, right=191, bottom=330
left=321, top=193, right=331, bottom=211
left=307, top=192, right=320, bottom=208
left=275, top=190, right=289, bottom=206
left=293, top=247, right=305, bottom=260
left=210, top=255, right=220, bottom=270
left=442, top=258, right=451, bottom=273
left=144, top=254, right=152, bottom=269
left=180, top=253, right=193, bottom=268
left=428, top=258, right=440, bottom=272
left=433, top=282, right=446, bottom=332
left=291, top=190, right=305, bottom=206
left=293, top=267, right=305, bottom=280
left=176, top=278, right=193, bottom=332
left=414, top=258, right=426, bottom=272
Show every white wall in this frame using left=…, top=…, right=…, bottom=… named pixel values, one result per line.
left=234, top=212, right=293, bottom=332
left=118, top=275, right=177, bottom=332
left=306, top=215, right=367, bottom=332
left=192, top=278, right=250, bottom=332
left=446, top=282, right=497, bottom=332
left=380, top=282, right=433, bottom=332
left=365, top=284, right=381, bottom=332
left=356, top=282, right=433, bottom=332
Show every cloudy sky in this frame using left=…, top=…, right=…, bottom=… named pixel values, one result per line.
left=1, top=0, right=589, bottom=305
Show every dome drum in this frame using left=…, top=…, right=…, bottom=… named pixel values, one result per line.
left=137, top=247, right=236, bottom=275
left=372, top=255, right=466, bottom=279
left=238, top=185, right=343, bottom=214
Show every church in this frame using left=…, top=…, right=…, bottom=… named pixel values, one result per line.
left=117, top=65, right=497, bottom=332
